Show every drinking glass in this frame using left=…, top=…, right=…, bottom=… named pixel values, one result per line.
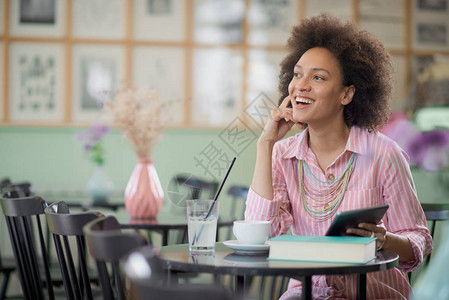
left=187, top=199, right=219, bottom=254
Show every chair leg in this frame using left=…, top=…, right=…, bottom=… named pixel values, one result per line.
left=0, top=270, right=12, bottom=300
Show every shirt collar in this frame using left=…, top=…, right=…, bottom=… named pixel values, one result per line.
left=281, top=126, right=369, bottom=160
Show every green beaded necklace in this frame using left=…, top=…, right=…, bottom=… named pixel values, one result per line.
left=298, top=153, right=356, bottom=221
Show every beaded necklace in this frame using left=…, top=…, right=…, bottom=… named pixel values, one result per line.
left=298, top=153, right=356, bottom=221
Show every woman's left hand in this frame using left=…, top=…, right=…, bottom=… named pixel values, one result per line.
left=346, top=221, right=387, bottom=250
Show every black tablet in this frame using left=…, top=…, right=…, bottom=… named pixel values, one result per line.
left=325, top=205, right=389, bottom=236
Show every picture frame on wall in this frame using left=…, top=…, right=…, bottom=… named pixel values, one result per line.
left=246, top=49, right=285, bottom=105
left=9, top=0, right=65, bottom=37
left=72, top=0, right=126, bottom=39
left=0, top=0, right=5, bottom=36
left=71, top=45, right=125, bottom=122
left=413, top=0, right=449, bottom=50
left=391, top=55, right=406, bottom=112
left=0, top=42, right=3, bottom=122
left=247, top=0, right=299, bottom=46
left=133, top=0, right=186, bottom=41
left=306, top=0, right=352, bottom=21
left=132, top=46, right=186, bottom=124
left=194, top=0, right=244, bottom=44
left=8, top=42, right=65, bottom=122
left=359, top=0, right=405, bottom=49
left=193, top=48, right=242, bottom=127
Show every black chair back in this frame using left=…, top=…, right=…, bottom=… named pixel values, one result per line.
left=224, top=185, right=248, bottom=240
left=0, top=181, right=34, bottom=197
left=44, top=201, right=103, bottom=300
left=84, top=216, right=147, bottom=300
left=0, top=193, right=57, bottom=300
left=174, top=174, right=218, bottom=200
left=421, top=203, right=449, bottom=264
left=227, top=185, right=248, bottom=220
left=408, top=203, right=449, bottom=283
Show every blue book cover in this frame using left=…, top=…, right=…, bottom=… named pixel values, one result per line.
left=268, top=235, right=375, bottom=244
left=267, top=235, right=376, bottom=264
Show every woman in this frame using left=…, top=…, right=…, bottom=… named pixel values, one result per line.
left=245, top=14, right=432, bottom=299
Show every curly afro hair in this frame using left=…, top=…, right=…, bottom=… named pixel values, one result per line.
left=278, top=13, right=393, bottom=131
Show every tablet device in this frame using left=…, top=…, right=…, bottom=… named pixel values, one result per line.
left=325, top=204, right=389, bottom=236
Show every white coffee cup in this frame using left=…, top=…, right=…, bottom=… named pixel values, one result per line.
left=233, top=220, right=271, bottom=245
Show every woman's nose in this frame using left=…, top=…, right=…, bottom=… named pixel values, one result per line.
left=295, top=77, right=311, bottom=92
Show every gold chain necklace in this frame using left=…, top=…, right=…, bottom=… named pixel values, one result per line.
left=298, top=153, right=356, bottom=221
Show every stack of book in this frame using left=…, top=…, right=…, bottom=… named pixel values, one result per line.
left=266, top=235, right=376, bottom=264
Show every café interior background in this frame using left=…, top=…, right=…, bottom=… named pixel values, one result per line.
left=1, top=1, right=449, bottom=226
left=1, top=0, right=449, bottom=295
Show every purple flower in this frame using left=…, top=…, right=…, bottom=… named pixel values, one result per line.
left=381, top=113, right=449, bottom=172
left=76, top=122, right=109, bottom=165
left=76, top=122, right=109, bottom=150
left=409, top=131, right=449, bottom=172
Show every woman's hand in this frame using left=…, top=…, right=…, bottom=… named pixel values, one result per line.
left=260, top=96, right=304, bottom=144
left=346, top=221, right=387, bottom=250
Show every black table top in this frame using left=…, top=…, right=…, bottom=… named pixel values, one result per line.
left=113, top=209, right=234, bottom=230
left=156, top=243, right=399, bottom=278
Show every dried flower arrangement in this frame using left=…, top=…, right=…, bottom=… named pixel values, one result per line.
left=103, top=84, right=167, bottom=159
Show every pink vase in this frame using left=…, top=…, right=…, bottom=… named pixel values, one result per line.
left=125, top=158, right=164, bottom=219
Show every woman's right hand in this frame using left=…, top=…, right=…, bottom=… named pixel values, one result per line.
left=260, top=96, right=302, bottom=144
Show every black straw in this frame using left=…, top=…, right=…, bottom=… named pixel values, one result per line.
left=204, top=156, right=237, bottom=220
left=192, top=157, right=237, bottom=246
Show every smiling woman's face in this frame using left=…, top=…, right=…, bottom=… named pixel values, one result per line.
left=288, top=47, right=353, bottom=128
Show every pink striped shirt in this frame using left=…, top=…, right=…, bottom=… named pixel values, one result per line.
left=245, top=126, right=433, bottom=299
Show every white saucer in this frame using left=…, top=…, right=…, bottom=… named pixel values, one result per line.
left=223, top=240, right=270, bottom=255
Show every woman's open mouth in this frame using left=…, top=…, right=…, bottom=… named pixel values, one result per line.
left=293, top=96, right=315, bottom=107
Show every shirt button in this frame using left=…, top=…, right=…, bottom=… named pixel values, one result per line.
left=327, top=174, right=335, bottom=180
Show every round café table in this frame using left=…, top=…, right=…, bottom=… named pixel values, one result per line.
left=56, top=197, right=233, bottom=247
left=114, top=210, right=234, bottom=246
left=155, top=243, right=399, bottom=300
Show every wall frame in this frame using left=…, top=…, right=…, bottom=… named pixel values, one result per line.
left=133, top=0, right=186, bottom=41
left=72, top=0, right=126, bottom=39
left=246, top=49, right=285, bottom=105
left=247, top=0, right=299, bottom=46
left=360, top=0, right=405, bottom=49
left=1, top=0, right=449, bottom=128
left=412, top=0, right=449, bottom=50
left=8, top=42, right=65, bottom=123
left=133, top=46, right=186, bottom=124
left=9, top=0, right=66, bottom=37
left=192, top=47, right=243, bottom=127
left=71, top=44, right=125, bottom=122
left=306, top=0, right=352, bottom=21
left=0, top=42, right=3, bottom=122
left=0, top=0, right=5, bottom=36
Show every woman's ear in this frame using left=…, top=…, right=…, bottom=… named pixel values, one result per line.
left=341, top=85, right=355, bottom=105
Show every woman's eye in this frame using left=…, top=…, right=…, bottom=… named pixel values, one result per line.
left=314, top=75, right=324, bottom=80
left=293, top=73, right=302, bottom=78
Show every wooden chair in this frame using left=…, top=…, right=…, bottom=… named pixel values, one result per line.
left=0, top=247, right=16, bottom=300
left=224, top=185, right=289, bottom=299
left=170, top=174, right=219, bottom=244
left=224, top=185, right=248, bottom=240
left=409, top=203, right=449, bottom=282
left=0, top=181, right=34, bottom=197
left=44, top=201, right=103, bottom=300
left=124, top=246, right=234, bottom=300
left=421, top=203, right=449, bottom=265
left=173, top=174, right=219, bottom=201
left=83, top=216, right=147, bottom=300
left=0, top=192, right=62, bottom=300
